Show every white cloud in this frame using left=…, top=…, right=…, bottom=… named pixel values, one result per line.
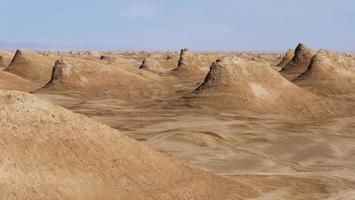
left=119, top=1, right=158, bottom=19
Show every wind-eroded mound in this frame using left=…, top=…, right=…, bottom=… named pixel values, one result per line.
left=139, top=53, right=178, bottom=73
left=294, top=49, right=355, bottom=96
left=277, top=49, right=294, bottom=67
left=280, top=43, right=316, bottom=80
left=0, top=90, right=255, bottom=199
left=5, top=49, right=56, bottom=85
left=170, top=49, right=204, bottom=75
left=187, top=57, right=345, bottom=117
left=40, top=57, right=169, bottom=98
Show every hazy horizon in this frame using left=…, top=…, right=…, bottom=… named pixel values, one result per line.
left=1, top=0, right=354, bottom=51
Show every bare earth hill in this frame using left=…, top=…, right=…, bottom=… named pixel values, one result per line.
left=38, top=57, right=172, bottom=99
left=185, top=56, right=346, bottom=117
left=280, top=43, right=316, bottom=80
left=5, top=49, right=57, bottom=85
left=0, top=51, right=13, bottom=68
left=294, top=49, right=355, bottom=98
left=140, top=53, right=179, bottom=73
left=277, top=48, right=294, bottom=67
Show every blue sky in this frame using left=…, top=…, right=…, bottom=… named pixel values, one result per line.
left=0, top=0, right=354, bottom=51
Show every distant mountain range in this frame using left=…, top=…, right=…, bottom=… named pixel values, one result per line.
left=0, top=41, right=130, bottom=51
left=0, top=41, right=57, bottom=50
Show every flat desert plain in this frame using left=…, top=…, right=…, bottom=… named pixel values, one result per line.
left=1, top=44, right=355, bottom=199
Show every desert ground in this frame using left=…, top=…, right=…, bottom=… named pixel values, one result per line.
left=1, top=44, right=355, bottom=199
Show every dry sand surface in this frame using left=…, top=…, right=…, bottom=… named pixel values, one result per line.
left=1, top=46, right=355, bottom=199
left=0, top=90, right=256, bottom=200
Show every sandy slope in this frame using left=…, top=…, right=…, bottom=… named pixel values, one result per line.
left=36, top=90, right=355, bottom=200
left=5, top=49, right=57, bottom=85
left=0, top=51, right=13, bottom=68
left=0, top=71, right=40, bottom=92
left=0, top=90, right=257, bottom=200
left=140, top=53, right=179, bottom=73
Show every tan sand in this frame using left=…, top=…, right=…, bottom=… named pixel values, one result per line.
left=1, top=47, right=355, bottom=199
left=0, top=90, right=256, bottom=200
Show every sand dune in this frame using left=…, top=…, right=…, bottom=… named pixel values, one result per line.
left=0, top=70, right=40, bottom=91
left=139, top=53, right=179, bottom=73
left=186, top=56, right=346, bottom=117
left=294, top=49, right=355, bottom=98
left=0, top=90, right=257, bottom=200
left=0, top=51, right=13, bottom=68
left=280, top=43, right=316, bottom=80
left=168, top=49, right=211, bottom=77
left=5, top=49, right=57, bottom=85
